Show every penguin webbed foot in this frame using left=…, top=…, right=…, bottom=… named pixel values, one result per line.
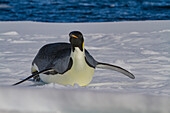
left=12, top=68, right=53, bottom=86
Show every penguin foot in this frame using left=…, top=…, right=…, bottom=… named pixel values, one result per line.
left=32, top=71, right=40, bottom=82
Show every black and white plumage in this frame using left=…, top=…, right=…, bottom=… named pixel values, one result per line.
left=13, top=31, right=135, bottom=86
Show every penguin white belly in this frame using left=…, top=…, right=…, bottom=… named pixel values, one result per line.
left=40, top=62, right=94, bottom=86
left=39, top=48, right=95, bottom=86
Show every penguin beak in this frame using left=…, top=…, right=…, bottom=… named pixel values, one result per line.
left=72, top=35, right=78, bottom=39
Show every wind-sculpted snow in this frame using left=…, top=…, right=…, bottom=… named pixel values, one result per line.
left=0, top=21, right=170, bottom=113
left=0, top=87, right=170, bottom=113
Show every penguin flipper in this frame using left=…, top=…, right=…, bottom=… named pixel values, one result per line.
left=96, top=62, right=135, bottom=79
left=12, top=68, right=52, bottom=86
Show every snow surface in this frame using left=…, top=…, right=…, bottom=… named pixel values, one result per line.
left=0, top=21, right=170, bottom=113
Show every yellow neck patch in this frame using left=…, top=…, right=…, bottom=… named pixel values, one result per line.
left=82, top=41, right=84, bottom=48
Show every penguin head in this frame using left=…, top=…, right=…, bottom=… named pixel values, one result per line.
left=69, top=31, right=84, bottom=52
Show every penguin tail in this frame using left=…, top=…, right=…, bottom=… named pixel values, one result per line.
left=96, top=62, right=135, bottom=79
left=12, top=68, right=52, bottom=86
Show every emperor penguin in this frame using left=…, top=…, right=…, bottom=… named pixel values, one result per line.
left=13, top=31, right=135, bottom=86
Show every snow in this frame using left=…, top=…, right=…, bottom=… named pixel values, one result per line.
left=0, top=31, right=19, bottom=36
left=0, top=20, right=170, bottom=113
